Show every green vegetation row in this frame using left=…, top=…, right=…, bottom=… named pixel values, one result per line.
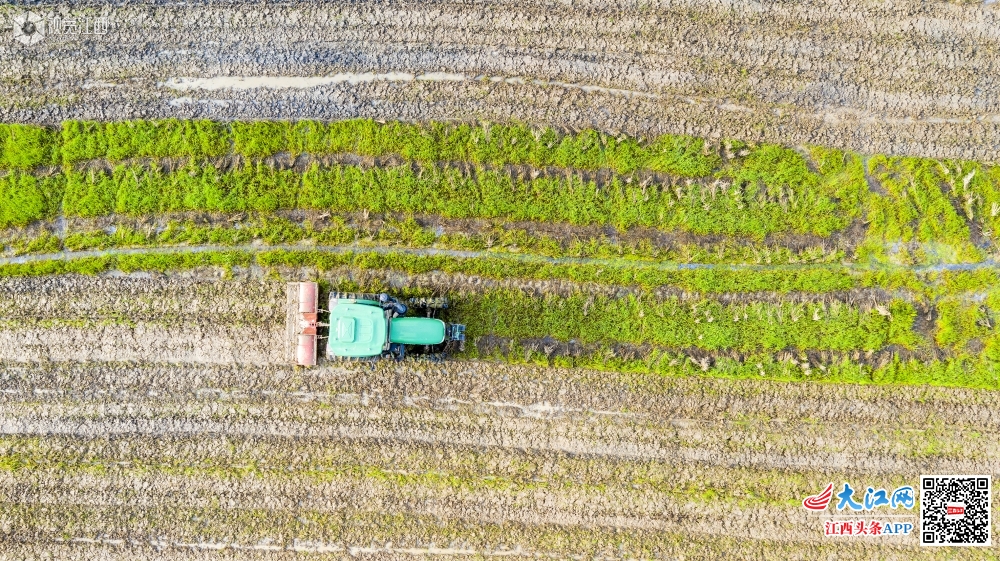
left=0, top=245, right=956, bottom=351
left=484, top=339, right=1000, bottom=389
left=453, top=292, right=917, bottom=352
left=26, top=119, right=721, bottom=175
left=3, top=216, right=843, bottom=266
left=0, top=247, right=864, bottom=293
left=6, top=119, right=1000, bottom=265
left=6, top=151, right=863, bottom=240
left=1, top=246, right=1000, bottom=388
left=6, top=148, right=970, bottom=259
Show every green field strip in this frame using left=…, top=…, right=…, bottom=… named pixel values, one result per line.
left=453, top=291, right=916, bottom=352
left=471, top=336, right=1000, bottom=390
left=3, top=119, right=1000, bottom=267
left=55, top=119, right=720, bottom=175
left=0, top=245, right=1000, bottom=388
left=43, top=216, right=843, bottom=265
left=51, top=158, right=854, bottom=239
left=0, top=245, right=999, bottom=389
left=2, top=156, right=861, bottom=241
left=4, top=243, right=999, bottom=299
left=0, top=246, right=859, bottom=293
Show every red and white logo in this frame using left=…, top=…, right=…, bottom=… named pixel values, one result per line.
left=945, top=503, right=966, bottom=519
left=803, top=483, right=835, bottom=511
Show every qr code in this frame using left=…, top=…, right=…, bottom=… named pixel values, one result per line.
left=920, top=475, right=991, bottom=546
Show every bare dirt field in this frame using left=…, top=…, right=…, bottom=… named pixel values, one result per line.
left=4, top=0, right=1000, bottom=556
left=0, top=275, right=996, bottom=559
left=0, top=276, right=287, bottom=364
left=2, top=0, right=1000, bottom=160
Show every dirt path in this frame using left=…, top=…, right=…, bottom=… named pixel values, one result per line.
left=2, top=1, right=1000, bottom=160
left=4, top=240, right=999, bottom=275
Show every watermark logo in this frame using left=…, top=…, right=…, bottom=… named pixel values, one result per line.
left=802, top=483, right=834, bottom=511
left=921, top=476, right=991, bottom=546
left=824, top=520, right=914, bottom=537
left=9, top=11, right=110, bottom=44
left=12, top=12, right=45, bottom=45
left=804, top=482, right=916, bottom=512
left=945, top=503, right=966, bottom=519
left=803, top=482, right=916, bottom=538
left=805, top=478, right=992, bottom=545
left=832, top=483, right=915, bottom=511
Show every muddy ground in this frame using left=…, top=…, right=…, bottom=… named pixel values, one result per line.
left=0, top=275, right=995, bottom=558
left=1, top=0, right=1000, bottom=160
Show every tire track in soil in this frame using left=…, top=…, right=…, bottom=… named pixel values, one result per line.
left=0, top=402, right=992, bottom=476
left=0, top=435, right=918, bottom=547
left=4, top=240, right=999, bottom=276
left=0, top=539, right=973, bottom=561
left=0, top=361, right=998, bottom=489
left=0, top=382, right=984, bottom=552
left=3, top=360, right=999, bottom=427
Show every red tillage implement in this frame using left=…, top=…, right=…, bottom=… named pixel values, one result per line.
left=288, top=281, right=319, bottom=366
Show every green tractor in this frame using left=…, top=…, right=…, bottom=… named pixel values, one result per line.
left=287, top=282, right=466, bottom=365
left=327, top=291, right=466, bottom=361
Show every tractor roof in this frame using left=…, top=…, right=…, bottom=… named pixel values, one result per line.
left=327, top=302, right=387, bottom=357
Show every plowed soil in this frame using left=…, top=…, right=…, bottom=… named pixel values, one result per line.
left=2, top=0, right=1000, bottom=160
left=0, top=276, right=996, bottom=559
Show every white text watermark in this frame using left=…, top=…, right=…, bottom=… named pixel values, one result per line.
left=9, top=11, right=111, bottom=45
